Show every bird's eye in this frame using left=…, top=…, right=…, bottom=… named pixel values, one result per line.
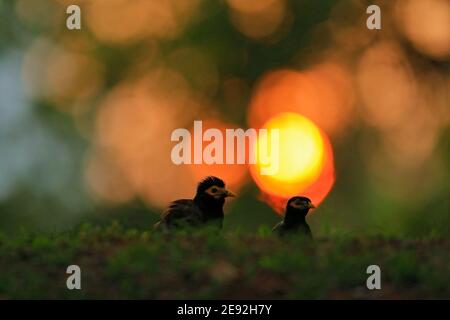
left=211, top=187, right=218, bottom=193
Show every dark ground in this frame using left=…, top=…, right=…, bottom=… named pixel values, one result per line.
left=0, top=222, right=448, bottom=299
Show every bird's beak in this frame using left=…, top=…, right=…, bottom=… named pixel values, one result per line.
left=224, top=189, right=236, bottom=198
left=308, top=203, right=316, bottom=209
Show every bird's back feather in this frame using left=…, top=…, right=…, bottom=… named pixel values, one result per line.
left=156, top=199, right=203, bottom=229
left=273, top=219, right=313, bottom=239
left=272, top=221, right=284, bottom=233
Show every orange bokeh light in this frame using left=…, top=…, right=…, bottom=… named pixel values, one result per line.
left=86, top=69, right=249, bottom=207
left=226, top=0, right=289, bottom=41
left=88, top=68, right=203, bottom=207
left=249, top=112, right=335, bottom=214
left=248, top=64, right=354, bottom=136
left=85, top=0, right=201, bottom=44
left=396, top=0, right=450, bottom=60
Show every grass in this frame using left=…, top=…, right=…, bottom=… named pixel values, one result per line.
left=0, top=222, right=448, bottom=299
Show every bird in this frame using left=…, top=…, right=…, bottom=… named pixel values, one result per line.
left=272, top=196, right=315, bottom=239
left=154, top=176, right=235, bottom=231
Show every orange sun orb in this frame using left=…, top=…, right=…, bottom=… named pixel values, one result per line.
left=249, top=112, right=335, bottom=214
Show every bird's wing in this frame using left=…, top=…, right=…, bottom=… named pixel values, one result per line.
left=303, top=223, right=313, bottom=240
left=159, top=199, right=203, bottom=228
left=272, top=221, right=284, bottom=233
left=153, top=220, right=166, bottom=232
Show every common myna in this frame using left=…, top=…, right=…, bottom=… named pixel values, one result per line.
left=154, top=176, right=235, bottom=230
left=273, top=196, right=314, bottom=238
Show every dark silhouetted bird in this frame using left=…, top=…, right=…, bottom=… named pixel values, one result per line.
left=154, top=176, right=235, bottom=230
left=273, top=196, right=315, bottom=238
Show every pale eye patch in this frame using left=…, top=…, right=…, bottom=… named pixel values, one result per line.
left=291, top=200, right=307, bottom=208
left=205, top=185, right=223, bottom=196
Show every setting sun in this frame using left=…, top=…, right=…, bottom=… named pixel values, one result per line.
left=250, top=112, right=335, bottom=211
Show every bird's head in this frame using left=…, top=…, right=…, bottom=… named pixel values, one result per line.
left=286, top=196, right=315, bottom=216
left=196, top=176, right=236, bottom=202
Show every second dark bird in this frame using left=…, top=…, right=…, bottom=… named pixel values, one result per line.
left=154, top=176, right=235, bottom=230
left=273, top=196, right=315, bottom=239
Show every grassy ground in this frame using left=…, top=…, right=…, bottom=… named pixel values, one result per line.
left=0, top=222, right=448, bottom=299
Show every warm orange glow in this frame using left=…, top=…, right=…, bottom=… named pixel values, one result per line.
left=250, top=112, right=335, bottom=214
left=356, top=41, right=418, bottom=130
left=396, top=0, right=450, bottom=60
left=187, top=119, right=249, bottom=198
left=85, top=0, right=200, bottom=44
left=226, top=0, right=277, bottom=13
left=226, top=0, right=288, bottom=40
left=89, top=68, right=203, bottom=208
left=88, top=69, right=248, bottom=208
left=248, top=64, right=354, bottom=136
